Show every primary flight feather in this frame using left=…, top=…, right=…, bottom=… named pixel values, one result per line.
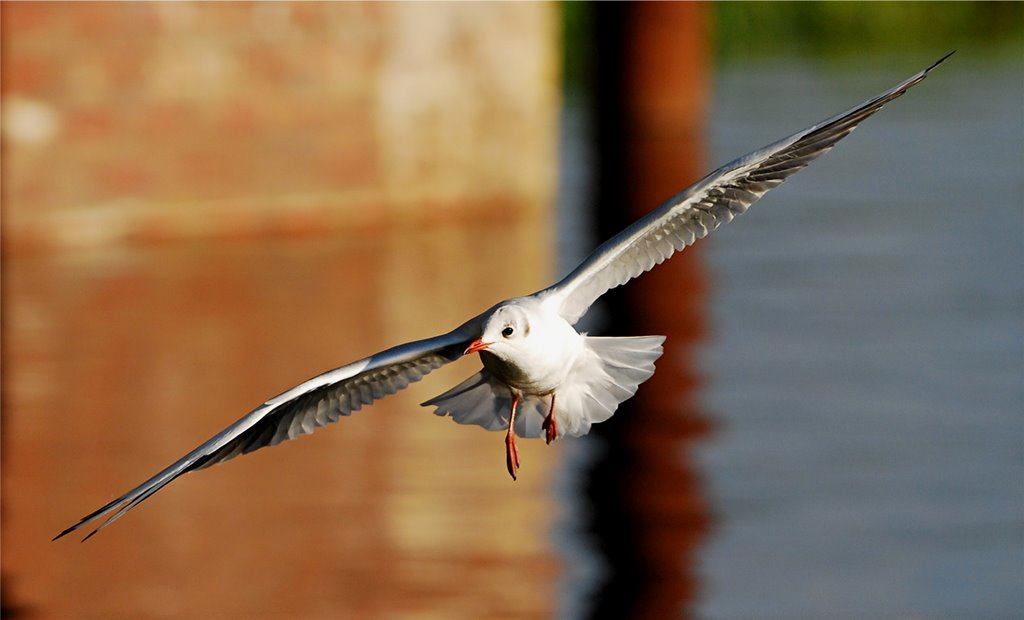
left=56, top=53, right=951, bottom=541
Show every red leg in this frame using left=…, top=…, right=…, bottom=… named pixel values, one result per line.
left=543, top=393, right=558, bottom=445
left=505, top=393, right=521, bottom=480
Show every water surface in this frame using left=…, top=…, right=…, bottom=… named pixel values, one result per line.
left=692, top=56, right=1023, bottom=618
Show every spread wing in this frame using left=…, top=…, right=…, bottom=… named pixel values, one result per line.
left=542, top=52, right=953, bottom=324
left=55, top=324, right=479, bottom=541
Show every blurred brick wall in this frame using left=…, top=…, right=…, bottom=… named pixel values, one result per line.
left=1, top=3, right=559, bottom=252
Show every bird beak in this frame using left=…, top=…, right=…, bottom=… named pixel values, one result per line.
left=464, top=338, right=491, bottom=355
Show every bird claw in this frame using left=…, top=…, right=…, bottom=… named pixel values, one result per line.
left=505, top=432, right=520, bottom=480
left=543, top=393, right=558, bottom=445
left=542, top=414, right=558, bottom=445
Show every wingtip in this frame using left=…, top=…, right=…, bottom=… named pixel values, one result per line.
left=928, top=50, right=956, bottom=72
left=52, top=523, right=87, bottom=542
left=52, top=497, right=125, bottom=542
left=53, top=520, right=103, bottom=543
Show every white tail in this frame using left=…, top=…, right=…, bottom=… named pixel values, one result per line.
left=423, top=335, right=665, bottom=439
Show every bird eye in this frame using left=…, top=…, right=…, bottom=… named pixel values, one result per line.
left=501, top=326, right=515, bottom=338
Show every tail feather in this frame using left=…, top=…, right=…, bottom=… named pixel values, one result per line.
left=422, top=335, right=665, bottom=439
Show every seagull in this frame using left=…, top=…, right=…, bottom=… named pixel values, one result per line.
left=55, top=53, right=951, bottom=541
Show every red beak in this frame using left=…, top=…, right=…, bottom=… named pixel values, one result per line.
left=464, top=338, right=491, bottom=355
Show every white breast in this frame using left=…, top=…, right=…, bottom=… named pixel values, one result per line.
left=481, top=305, right=584, bottom=395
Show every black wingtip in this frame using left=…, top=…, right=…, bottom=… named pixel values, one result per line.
left=52, top=497, right=122, bottom=542
left=53, top=522, right=102, bottom=543
left=52, top=520, right=85, bottom=541
left=929, top=50, right=956, bottom=72
left=52, top=524, right=83, bottom=542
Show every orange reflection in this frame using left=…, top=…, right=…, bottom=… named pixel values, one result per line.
left=4, top=217, right=559, bottom=619
left=2, top=3, right=561, bottom=617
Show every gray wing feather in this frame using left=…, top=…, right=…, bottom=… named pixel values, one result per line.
left=55, top=325, right=478, bottom=541
left=543, top=53, right=952, bottom=324
left=423, top=370, right=549, bottom=438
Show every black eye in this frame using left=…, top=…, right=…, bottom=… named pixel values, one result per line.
left=501, top=326, right=515, bottom=338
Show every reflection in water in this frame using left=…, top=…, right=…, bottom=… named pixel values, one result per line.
left=570, top=4, right=714, bottom=619
left=4, top=215, right=561, bottom=618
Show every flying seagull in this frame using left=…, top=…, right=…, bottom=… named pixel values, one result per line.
left=55, top=53, right=951, bottom=541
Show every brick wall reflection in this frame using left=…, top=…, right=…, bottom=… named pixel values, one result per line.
left=2, top=4, right=559, bottom=619
left=5, top=228, right=559, bottom=619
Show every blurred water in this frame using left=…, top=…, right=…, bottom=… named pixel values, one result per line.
left=552, top=54, right=1022, bottom=619
left=4, top=221, right=562, bottom=619
left=691, top=57, right=1023, bottom=617
left=5, top=54, right=1021, bottom=620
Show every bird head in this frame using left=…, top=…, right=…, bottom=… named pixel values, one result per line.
left=464, top=304, right=531, bottom=359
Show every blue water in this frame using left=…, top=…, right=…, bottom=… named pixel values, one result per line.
left=558, top=54, right=1023, bottom=618
left=695, top=56, right=1023, bottom=619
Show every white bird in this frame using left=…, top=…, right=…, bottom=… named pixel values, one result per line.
left=55, top=54, right=951, bottom=541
